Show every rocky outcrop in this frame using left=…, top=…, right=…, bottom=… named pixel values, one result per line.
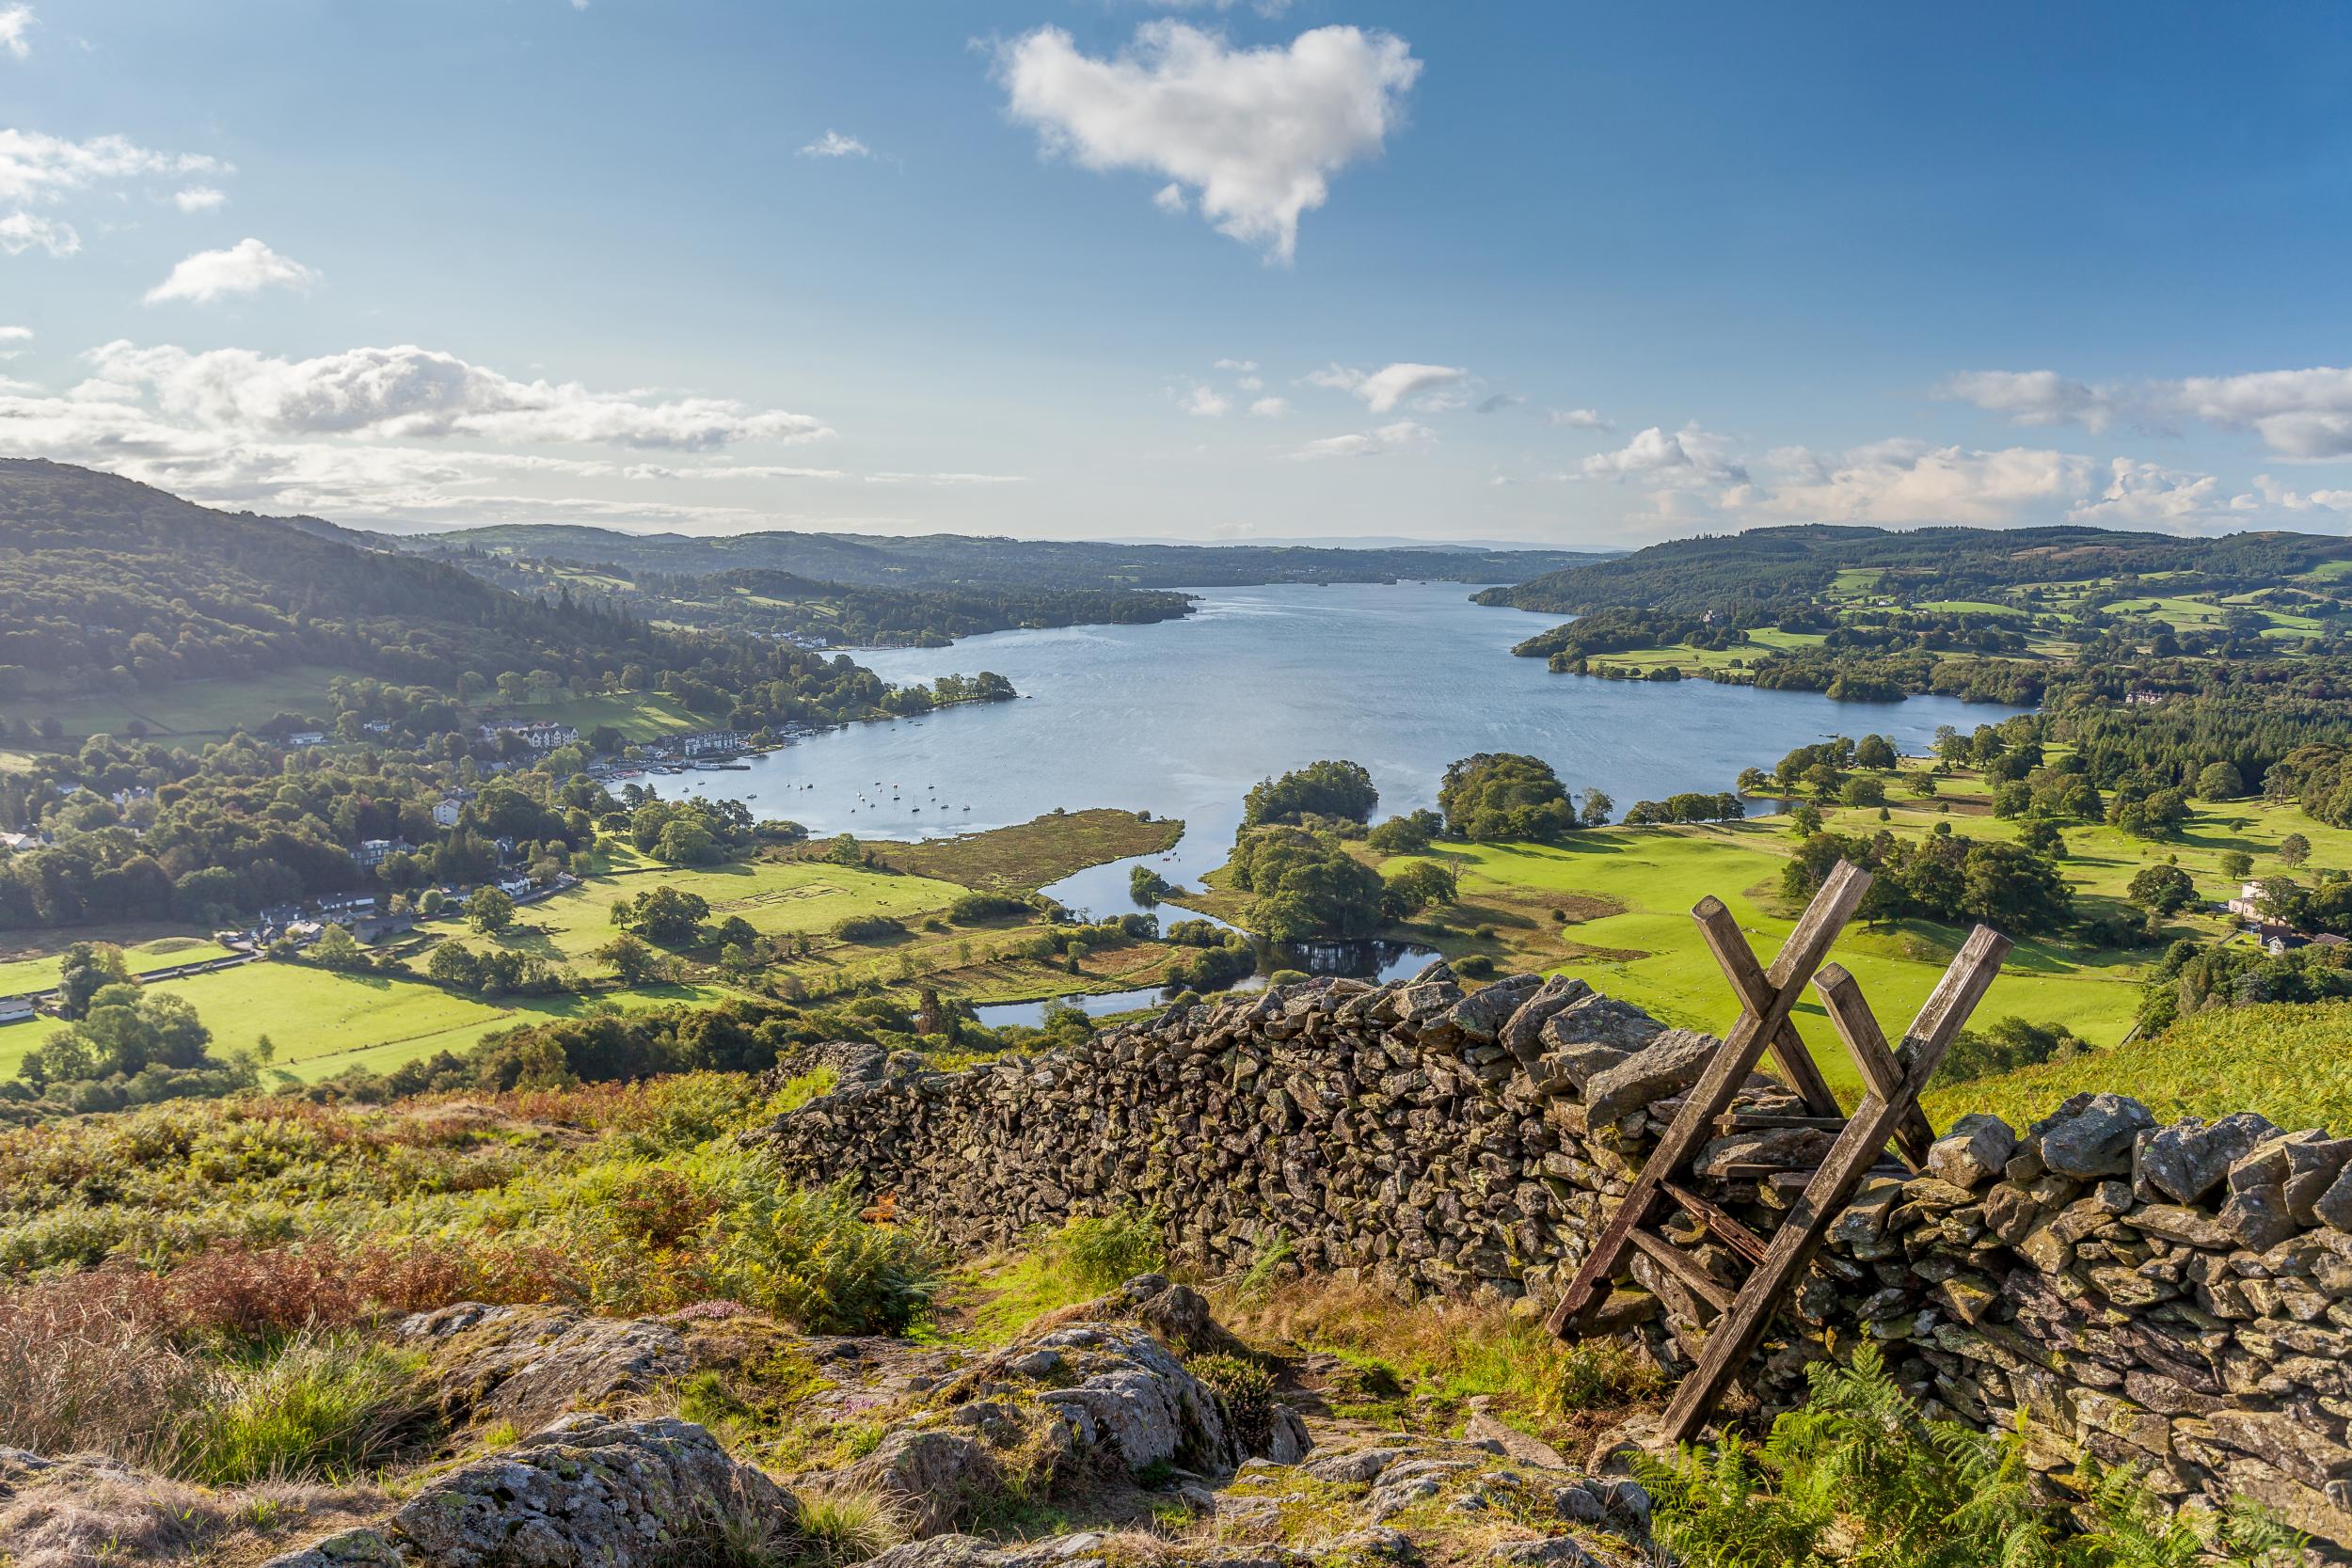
left=392, top=1306, right=692, bottom=1433
left=262, top=1416, right=798, bottom=1568
left=760, top=967, right=2352, bottom=1550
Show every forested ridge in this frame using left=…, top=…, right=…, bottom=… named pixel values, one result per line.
left=408, top=521, right=1598, bottom=592
left=0, top=460, right=694, bottom=700
left=442, top=558, right=1196, bottom=648
left=1476, top=523, right=2352, bottom=615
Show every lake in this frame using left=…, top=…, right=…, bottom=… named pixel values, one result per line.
left=645, top=581, right=2023, bottom=1021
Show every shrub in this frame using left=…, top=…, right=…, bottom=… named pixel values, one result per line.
left=833, top=915, right=907, bottom=943
left=949, top=892, right=1032, bottom=924
left=1191, top=1353, right=1277, bottom=1452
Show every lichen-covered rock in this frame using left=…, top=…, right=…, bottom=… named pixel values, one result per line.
left=393, top=1305, right=691, bottom=1432
left=1581, top=1029, right=1719, bottom=1124
left=1025, top=1323, right=1238, bottom=1474
left=1927, top=1114, right=2014, bottom=1189
left=832, top=1430, right=1003, bottom=1538
left=2036, top=1094, right=2155, bottom=1179
left=262, top=1415, right=797, bottom=1568
left=2139, top=1113, right=2278, bottom=1204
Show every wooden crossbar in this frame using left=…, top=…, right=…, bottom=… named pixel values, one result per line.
left=1543, top=860, right=1871, bottom=1338
left=1650, top=923, right=2011, bottom=1442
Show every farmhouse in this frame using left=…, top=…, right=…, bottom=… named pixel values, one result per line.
left=479, top=719, right=579, bottom=752
left=0, top=995, right=35, bottom=1025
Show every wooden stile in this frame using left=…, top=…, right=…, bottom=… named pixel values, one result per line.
left=1543, top=859, right=2011, bottom=1445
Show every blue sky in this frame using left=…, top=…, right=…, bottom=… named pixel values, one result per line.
left=3, top=1, right=2350, bottom=542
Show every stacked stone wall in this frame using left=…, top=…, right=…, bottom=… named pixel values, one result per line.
left=759, top=964, right=2352, bottom=1548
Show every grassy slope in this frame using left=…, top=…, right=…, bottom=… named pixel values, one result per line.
left=0, top=933, right=234, bottom=997
left=1392, top=829, right=2138, bottom=1099
left=23, top=667, right=358, bottom=743
left=1288, top=773, right=2349, bottom=1101
left=1931, top=999, right=2352, bottom=1133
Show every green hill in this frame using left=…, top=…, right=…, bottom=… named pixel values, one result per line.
left=0, top=459, right=704, bottom=706
left=1477, top=522, right=2352, bottom=615
left=1931, top=998, right=2352, bottom=1134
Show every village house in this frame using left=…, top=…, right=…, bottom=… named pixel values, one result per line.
left=2226, top=879, right=2270, bottom=921
left=478, top=720, right=579, bottom=752
left=0, top=831, right=44, bottom=852
left=432, top=788, right=475, bottom=828
left=319, top=892, right=377, bottom=922
left=286, top=730, right=328, bottom=748
left=351, top=838, right=408, bottom=870
left=0, top=995, right=37, bottom=1025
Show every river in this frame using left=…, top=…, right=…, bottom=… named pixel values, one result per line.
left=644, top=581, right=2023, bottom=1022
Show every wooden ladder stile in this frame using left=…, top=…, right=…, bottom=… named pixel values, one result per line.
left=1543, top=859, right=1872, bottom=1339
left=1542, top=858, right=2014, bottom=1447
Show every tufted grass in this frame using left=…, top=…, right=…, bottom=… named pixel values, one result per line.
left=961, top=1207, right=1168, bottom=1344
left=178, top=1334, right=427, bottom=1485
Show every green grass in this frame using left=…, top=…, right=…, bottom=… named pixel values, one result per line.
left=0, top=933, right=234, bottom=999
left=9, top=667, right=358, bottom=742
left=181, top=1335, right=425, bottom=1485
left=860, top=809, right=1184, bottom=893
left=492, top=854, right=970, bottom=972
left=1392, top=829, right=2145, bottom=1097
left=499, top=688, right=714, bottom=740
left=1913, top=599, right=2025, bottom=617
left=1932, top=999, right=2352, bottom=1133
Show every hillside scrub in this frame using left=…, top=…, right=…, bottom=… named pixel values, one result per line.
left=0, top=1069, right=933, bottom=1355
left=1642, top=1344, right=2302, bottom=1567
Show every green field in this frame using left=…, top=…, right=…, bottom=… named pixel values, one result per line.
left=1391, top=828, right=2147, bottom=1098
left=501, top=689, right=716, bottom=740
left=490, top=853, right=972, bottom=971
left=0, top=934, right=235, bottom=999
left=10, top=667, right=357, bottom=743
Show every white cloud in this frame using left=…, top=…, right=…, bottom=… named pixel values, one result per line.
left=1248, top=396, right=1289, bottom=418
left=1152, top=182, right=1186, bottom=214
left=1761, top=438, right=2092, bottom=525
left=1938, top=370, right=2116, bottom=432
left=993, top=21, right=1420, bottom=262
left=1548, top=406, right=1611, bottom=431
left=0, top=6, right=33, bottom=60
left=0, top=128, right=225, bottom=205
left=1944, top=363, right=2352, bottom=459
left=1307, top=360, right=1468, bottom=413
left=1133, top=0, right=1295, bottom=14
left=171, top=184, right=227, bottom=213
left=144, top=238, right=319, bottom=305
left=1213, top=357, right=1257, bottom=372
left=2066, top=458, right=2225, bottom=531
left=0, top=209, right=74, bottom=256
left=1180, top=382, right=1231, bottom=417
left=72, top=340, right=834, bottom=450
left=0, top=323, right=26, bottom=360
left=2241, top=474, right=2352, bottom=517
left=0, top=339, right=864, bottom=530
left=1289, top=418, right=1433, bottom=459
left=1582, top=423, right=1747, bottom=484
left=798, top=130, right=875, bottom=160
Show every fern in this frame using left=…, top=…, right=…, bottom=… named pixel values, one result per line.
left=1642, top=1344, right=2305, bottom=1568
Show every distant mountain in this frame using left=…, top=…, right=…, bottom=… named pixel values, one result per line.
left=403, top=523, right=1600, bottom=592
left=0, top=460, right=691, bottom=701
left=1476, top=523, right=2352, bottom=615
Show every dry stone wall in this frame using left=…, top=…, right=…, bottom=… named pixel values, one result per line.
left=758, top=963, right=2352, bottom=1549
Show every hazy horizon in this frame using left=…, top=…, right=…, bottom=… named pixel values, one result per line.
left=4, top=3, right=2350, bottom=545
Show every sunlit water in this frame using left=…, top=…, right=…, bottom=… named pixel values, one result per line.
left=644, top=581, right=2023, bottom=1021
